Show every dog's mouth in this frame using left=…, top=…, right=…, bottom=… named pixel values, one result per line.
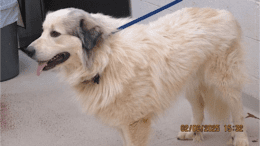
left=37, top=52, right=70, bottom=76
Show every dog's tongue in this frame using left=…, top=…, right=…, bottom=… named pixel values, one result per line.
left=37, top=63, right=47, bottom=76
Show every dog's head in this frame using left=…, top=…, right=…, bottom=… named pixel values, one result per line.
left=24, top=8, right=108, bottom=76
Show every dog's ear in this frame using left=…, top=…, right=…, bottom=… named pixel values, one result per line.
left=77, top=19, right=103, bottom=69
left=79, top=19, right=102, bottom=51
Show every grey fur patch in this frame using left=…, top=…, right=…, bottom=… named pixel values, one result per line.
left=60, top=8, right=103, bottom=69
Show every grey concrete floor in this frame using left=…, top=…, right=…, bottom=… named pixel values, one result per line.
left=1, top=50, right=259, bottom=146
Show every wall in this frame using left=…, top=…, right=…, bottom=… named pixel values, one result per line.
left=130, top=0, right=259, bottom=99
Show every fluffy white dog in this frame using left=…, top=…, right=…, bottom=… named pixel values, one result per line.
left=23, top=7, right=249, bottom=146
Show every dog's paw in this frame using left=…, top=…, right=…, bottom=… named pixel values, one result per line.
left=230, top=131, right=249, bottom=146
left=177, top=131, right=194, bottom=140
left=233, top=136, right=249, bottom=146
left=177, top=131, right=203, bottom=142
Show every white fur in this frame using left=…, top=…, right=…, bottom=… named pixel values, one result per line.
left=28, top=7, right=249, bottom=146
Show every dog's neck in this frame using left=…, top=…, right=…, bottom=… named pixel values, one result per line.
left=82, top=73, right=100, bottom=84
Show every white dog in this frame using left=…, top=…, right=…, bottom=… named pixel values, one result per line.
left=23, top=7, right=249, bottom=146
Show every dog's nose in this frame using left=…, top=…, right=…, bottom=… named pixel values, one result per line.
left=21, top=46, right=36, bottom=58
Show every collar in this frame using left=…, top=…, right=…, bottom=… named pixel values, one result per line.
left=82, top=74, right=100, bottom=84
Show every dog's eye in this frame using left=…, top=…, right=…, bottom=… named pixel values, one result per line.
left=50, top=31, right=61, bottom=37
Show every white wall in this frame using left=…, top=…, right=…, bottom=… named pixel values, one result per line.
left=130, top=0, right=260, bottom=99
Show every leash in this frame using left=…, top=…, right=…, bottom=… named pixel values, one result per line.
left=111, top=0, right=183, bottom=34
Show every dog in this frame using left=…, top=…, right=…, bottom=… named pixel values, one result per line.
left=23, top=7, right=249, bottom=146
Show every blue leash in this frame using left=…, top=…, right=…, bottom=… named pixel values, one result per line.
left=112, top=0, right=183, bottom=34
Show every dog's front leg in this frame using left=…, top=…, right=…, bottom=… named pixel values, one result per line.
left=119, top=116, right=152, bottom=146
left=117, top=127, right=127, bottom=146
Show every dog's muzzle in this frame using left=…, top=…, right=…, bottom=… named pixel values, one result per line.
left=21, top=45, right=71, bottom=76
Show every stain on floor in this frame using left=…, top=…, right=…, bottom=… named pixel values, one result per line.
left=1, top=94, right=15, bottom=132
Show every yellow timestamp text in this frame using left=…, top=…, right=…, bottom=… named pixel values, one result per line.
left=180, top=125, right=220, bottom=132
left=180, top=125, right=244, bottom=132
left=224, top=125, right=243, bottom=132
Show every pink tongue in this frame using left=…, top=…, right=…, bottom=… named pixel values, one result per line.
left=37, top=63, right=47, bottom=76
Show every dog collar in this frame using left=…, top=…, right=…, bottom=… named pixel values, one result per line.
left=82, top=74, right=100, bottom=84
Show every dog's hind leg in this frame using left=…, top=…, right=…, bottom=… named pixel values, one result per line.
left=219, top=87, right=249, bottom=146
left=204, top=39, right=249, bottom=146
left=120, top=115, right=152, bottom=146
left=177, top=78, right=205, bottom=142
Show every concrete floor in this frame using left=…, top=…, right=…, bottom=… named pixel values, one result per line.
left=1, top=50, right=259, bottom=146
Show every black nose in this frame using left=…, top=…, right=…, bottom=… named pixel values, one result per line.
left=21, top=46, right=35, bottom=58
